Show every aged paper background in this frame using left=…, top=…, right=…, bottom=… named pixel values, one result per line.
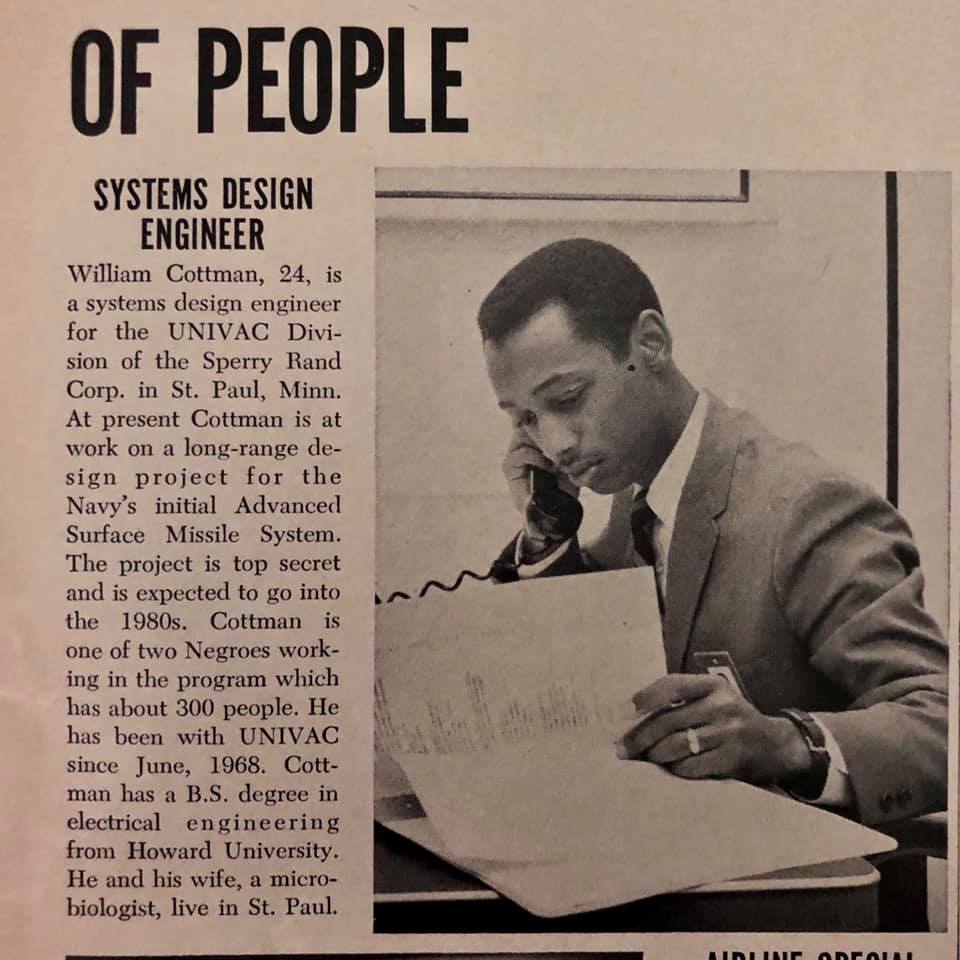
left=2, top=1, right=956, bottom=957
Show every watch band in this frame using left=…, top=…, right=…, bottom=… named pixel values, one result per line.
left=779, top=708, right=830, bottom=799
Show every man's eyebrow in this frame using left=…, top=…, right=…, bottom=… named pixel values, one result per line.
left=531, top=372, right=581, bottom=396
left=497, top=373, right=585, bottom=409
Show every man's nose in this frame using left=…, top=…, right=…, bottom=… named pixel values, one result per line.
left=537, top=416, right=578, bottom=465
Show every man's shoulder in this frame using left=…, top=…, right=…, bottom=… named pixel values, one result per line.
left=705, top=394, right=877, bottom=507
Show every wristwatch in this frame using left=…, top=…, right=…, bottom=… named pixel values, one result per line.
left=779, top=708, right=830, bottom=799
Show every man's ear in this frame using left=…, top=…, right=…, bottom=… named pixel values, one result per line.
left=629, top=309, right=672, bottom=371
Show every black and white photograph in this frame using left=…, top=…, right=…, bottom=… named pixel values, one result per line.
left=373, top=169, right=950, bottom=934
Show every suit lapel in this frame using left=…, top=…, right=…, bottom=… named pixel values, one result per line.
left=662, top=395, right=739, bottom=672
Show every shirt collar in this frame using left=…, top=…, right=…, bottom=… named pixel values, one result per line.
left=642, top=391, right=708, bottom=528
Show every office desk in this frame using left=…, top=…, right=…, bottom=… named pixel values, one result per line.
left=374, top=822, right=881, bottom=933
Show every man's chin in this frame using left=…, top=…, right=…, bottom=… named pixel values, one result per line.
left=582, top=471, right=631, bottom=496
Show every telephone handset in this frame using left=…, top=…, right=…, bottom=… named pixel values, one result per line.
left=525, top=465, right=584, bottom=543
left=375, top=466, right=584, bottom=603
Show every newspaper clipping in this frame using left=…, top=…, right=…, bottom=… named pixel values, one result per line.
left=3, top=4, right=956, bottom=960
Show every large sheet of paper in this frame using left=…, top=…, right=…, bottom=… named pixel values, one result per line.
left=374, top=567, right=898, bottom=917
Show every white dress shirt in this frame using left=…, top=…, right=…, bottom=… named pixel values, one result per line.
left=637, top=389, right=709, bottom=594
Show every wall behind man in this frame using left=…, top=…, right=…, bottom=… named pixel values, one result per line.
left=375, top=171, right=948, bottom=632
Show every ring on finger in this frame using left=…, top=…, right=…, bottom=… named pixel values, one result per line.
left=685, top=727, right=702, bottom=756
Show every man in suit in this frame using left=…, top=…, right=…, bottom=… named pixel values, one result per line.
left=480, top=237, right=947, bottom=827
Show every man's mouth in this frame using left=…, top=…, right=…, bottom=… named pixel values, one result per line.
left=566, top=458, right=602, bottom=483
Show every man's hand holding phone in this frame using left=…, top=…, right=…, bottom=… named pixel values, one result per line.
left=503, top=429, right=582, bottom=561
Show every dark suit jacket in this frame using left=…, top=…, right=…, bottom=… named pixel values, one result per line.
left=495, top=394, right=948, bottom=826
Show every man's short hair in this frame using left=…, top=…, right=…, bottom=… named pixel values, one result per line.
left=477, top=238, right=662, bottom=357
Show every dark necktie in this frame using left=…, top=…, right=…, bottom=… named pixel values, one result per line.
left=631, top=490, right=664, bottom=615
